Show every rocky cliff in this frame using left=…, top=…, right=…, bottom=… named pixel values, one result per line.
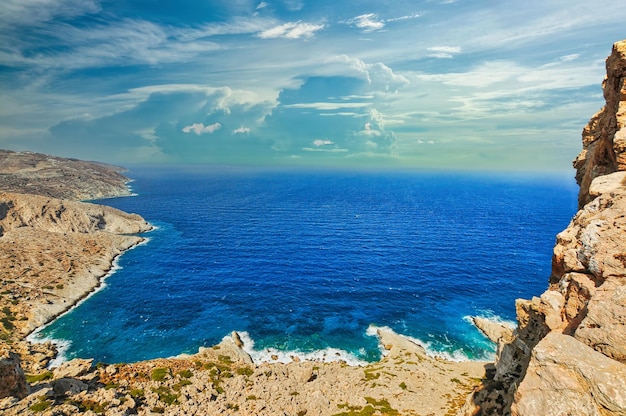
left=461, top=39, right=626, bottom=416
left=0, top=154, right=152, bottom=400
left=0, top=150, right=134, bottom=201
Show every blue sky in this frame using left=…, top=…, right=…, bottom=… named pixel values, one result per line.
left=1, top=1, right=625, bottom=171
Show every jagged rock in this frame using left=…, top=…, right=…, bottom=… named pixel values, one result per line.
left=471, top=317, right=514, bottom=344
left=538, top=291, right=565, bottom=331
left=0, top=348, right=28, bottom=399
left=52, top=378, right=88, bottom=396
left=574, top=276, right=626, bottom=363
left=512, top=332, right=626, bottom=416
left=461, top=40, right=626, bottom=416
left=53, top=358, right=94, bottom=379
left=574, top=40, right=626, bottom=208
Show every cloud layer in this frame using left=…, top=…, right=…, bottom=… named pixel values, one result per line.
left=2, top=0, right=626, bottom=170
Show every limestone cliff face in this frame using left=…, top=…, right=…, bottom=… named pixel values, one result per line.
left=0, top=192, right=152, bottom=339
left=574, top=40, right=626, bottom=208
left=461, top=40, right=626, bottom=416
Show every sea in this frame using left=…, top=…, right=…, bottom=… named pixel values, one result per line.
left=30, top=167, right=579, bottom=366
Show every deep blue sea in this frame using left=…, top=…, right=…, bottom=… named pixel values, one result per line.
left=32, top=168, right=579, bottom=365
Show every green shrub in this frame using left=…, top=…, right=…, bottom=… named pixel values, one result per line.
left=151, top=367, right=169, bottom=382
left=178, top=369, right=193, bottom=378
left=129, top=388, right=145, bottom=398
left=236, top=366, right=254, bottom=376
left=26, top=371, right=53, bottom=383
left=152, top=386, right=179, bottom=405
left=29, top=397, right=51, bottom=412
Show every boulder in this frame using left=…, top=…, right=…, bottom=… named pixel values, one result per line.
left=512, top=332, right=626, bottom=416
left=0, top=348, right=28, bottom=399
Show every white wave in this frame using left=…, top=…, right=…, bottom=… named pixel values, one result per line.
left=366, top=324, right=486, bottom=363
left=225, top=332, right=370, bottom=366
left=26, top=239, right=150, bottom=367
left=25, top=334, right=72, bottom=369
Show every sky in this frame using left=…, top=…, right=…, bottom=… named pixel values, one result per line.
left=1, top=1, right=625, bottom=171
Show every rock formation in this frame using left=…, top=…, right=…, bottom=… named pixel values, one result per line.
left=461, top=39, right=626, bottom=416
left=574, top=40, right=626, bottom=208
left=0, top=153, right=151, bottom=400
left=0, top=150, right=134, bottom=201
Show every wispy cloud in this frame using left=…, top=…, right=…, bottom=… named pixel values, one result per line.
left=345, top=13, right=385, bottom=32
left=232, top=126, right=251, bottom=134
left=283, top=102, right=370, bottom=110
left=386, top=13, right=421, bottom=22
left=182, top=122, right=222, bottom=135
left=257, top=21, right=325, bottom=39
left=0, top=0, right=101, bottom=28
left=427, top=46, right=462, bottom=59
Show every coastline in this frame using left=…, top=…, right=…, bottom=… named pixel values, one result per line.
left=0, top=152, right=491, bottom=414
left=26, top=237, right=151, bottom=351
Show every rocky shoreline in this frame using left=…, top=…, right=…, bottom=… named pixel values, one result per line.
left=0, top=151, right=489, bottom=415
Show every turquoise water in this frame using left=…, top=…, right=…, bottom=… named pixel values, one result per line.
left=33, top=168, right=579, bottom=364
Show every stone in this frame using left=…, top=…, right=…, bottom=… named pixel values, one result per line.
left=575, top=277, right=626, bottom=363
left=512, top=332, right=626, bottom=416
left=0, top=348, right=28, bottom=399
left=53, top=358, right=94, bottom=379
left=52, top=378, right=88, bottom=396
left=471, top=317, right=514, bottom=343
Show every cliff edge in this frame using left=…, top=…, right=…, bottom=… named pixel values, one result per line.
left=0, top=153, right=151, bottom=400
left=461, top=39, right=626, bottom=416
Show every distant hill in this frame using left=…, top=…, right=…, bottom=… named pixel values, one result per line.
left=0, top=149, right=133, bottom=201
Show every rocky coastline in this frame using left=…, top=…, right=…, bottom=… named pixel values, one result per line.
left=1, top=38, right=625, bottom=416
left=0, top=151, right=488, bottom=415
left=459, top=39, right=626, bottom=416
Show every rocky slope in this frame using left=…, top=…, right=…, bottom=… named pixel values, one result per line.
left=460, top=39, right=626, bottom=416
left=1, top=327, right=486, bottom=416
left=0, top=153, right=152, bottom=400
left=0, top=150, right=134, bottom=201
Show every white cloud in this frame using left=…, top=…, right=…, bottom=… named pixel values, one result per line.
left=232, top=126, right=251, bottom=134
left=560, top=53, right=580, bottom=62
left=313, top=139, right=333, bottom=146
left=386, top=14, right=421, bottom=22
left=182, top=122, right=222, bottom=135
left=302, top=147, right=348, bottom=153
left=358, top=122, right=381, bottom=137
left=335, top=55, right=409, bottom=92
left=427, top=46, right=462, bottom=58
left=257, top=21, right=324, bottom=39
left=256, top=2, right=268, bottom=9
left=345, top=13, right=385, bottom=32
left=283, top=102, right=370, bottom=110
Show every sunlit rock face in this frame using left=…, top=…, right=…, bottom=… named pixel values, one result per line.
left=574, top=40, right=626, bottom=208
left=460, top=39, right=626, bottom=416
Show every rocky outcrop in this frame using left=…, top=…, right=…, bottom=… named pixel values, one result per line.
left=0, top=149, right=134, bottom=201
left=0, top=347, right=28, bottom=399
left=0, top=154, right=152, bottom=401
left=574, top=40, right=626, bottom=208
left=461, top=39, right=626, bottom=416
left=0, top=192, right=152, bottom=339
left=0, top=328, right=487, bottom=416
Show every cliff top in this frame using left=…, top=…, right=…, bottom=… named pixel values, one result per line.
left=0, top=149, right=133, bottom=201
